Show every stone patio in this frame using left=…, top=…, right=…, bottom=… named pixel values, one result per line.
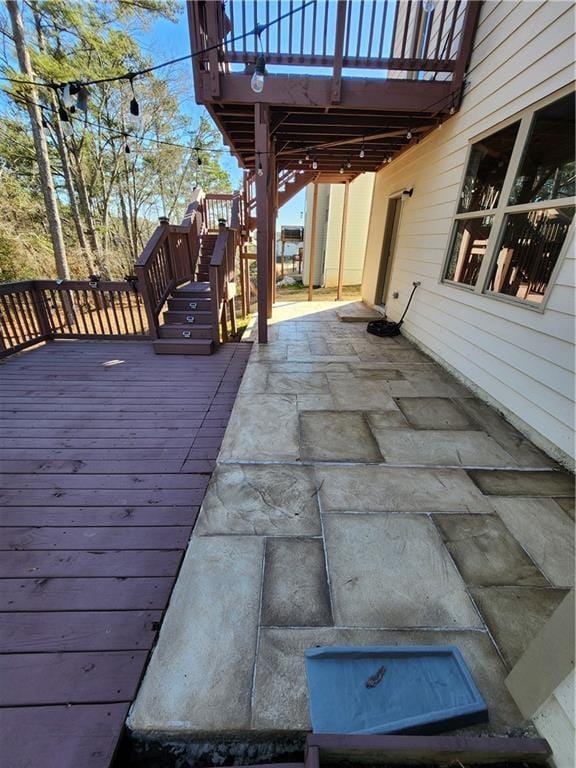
left=129, top=300, right=574, bottom=756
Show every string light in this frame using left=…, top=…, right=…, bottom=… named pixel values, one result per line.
left=339, top=166, right=344, bottom=174
left=359, top=140, right=365, bottom=159
left=346, top=156, right=351, bottom=169
left=312, top=157, right=318, bottom=170
left=196, top=148, right=203, bottom=166
left=257, top=153, right=264, bottom=176
left=250, top=55, right=266, bottom=94
left=128, top=77, right=142, bottom=133
left=406, top=129, right=413, bottom=140
left=424, top=0, right=435, bottom=13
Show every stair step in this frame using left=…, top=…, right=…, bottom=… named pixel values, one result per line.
left=153, top=338, right=214, bottom=355
left=159, top=324, right=213, bottom=339
left=164, top=310, right=212, bottom=324
left=174, top=282, right=211, bottom=297
left=167, top=297, right=211, bottom=310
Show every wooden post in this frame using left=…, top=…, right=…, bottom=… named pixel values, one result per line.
left=336, top=180, right=350, bottom=301
left=269, top=142, right=277, bottom=315
left=307, top=183, right=319, bottom=302
left=280, top=238, right=285, bottom=278
left=255, top=103, right=270, bottom=343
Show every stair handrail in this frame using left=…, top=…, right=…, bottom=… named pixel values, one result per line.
left=134, top=188, right=205, bottom=339
left=208, top=191, right=240, bottom=346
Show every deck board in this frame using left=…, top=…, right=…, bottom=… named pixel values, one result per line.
left=0, top=339, right=251, bottom=768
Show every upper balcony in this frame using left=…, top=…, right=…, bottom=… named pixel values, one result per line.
left=187, top=0, right=482, bottom=180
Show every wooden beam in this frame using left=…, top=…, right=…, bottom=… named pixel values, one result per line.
left=452, top=1, right=483, bottom=105
left=307, top=183, right=319, bottom=302
left=204, top=2, right=221, bottom=99
left=336, top=181, right=350, bottom=301
left=331, top=1, right=347, bottom=104
left=254, top=103, right=270, bottom=343
left=199, top=72, right=452, bottom=111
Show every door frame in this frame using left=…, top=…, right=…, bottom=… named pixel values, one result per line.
left=375, top=192, right=403, bottom=307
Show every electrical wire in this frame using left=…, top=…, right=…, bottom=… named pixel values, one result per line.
left=0, top=1, right=314, bottom=89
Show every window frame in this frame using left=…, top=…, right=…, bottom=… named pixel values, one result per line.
left=440, top=85, right=576, bottom=313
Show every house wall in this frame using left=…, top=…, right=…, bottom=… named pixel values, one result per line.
left=303, top=174, right=374, bottom=287
left=361, top=0, right=575, bottom=465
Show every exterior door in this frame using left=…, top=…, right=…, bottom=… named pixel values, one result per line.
left=376, top=196, right=402, bottom=306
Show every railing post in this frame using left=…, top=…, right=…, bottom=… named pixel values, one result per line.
left=32, top=282, right=53, bottom=339
left=134, top=265, right=158, bottom=340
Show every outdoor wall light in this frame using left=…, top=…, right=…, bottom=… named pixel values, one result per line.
left=402, top=188, right=414, bottom=199
left=250, top=55, right=266, bottom=93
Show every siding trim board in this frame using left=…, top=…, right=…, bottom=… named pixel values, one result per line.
left=361, top=1, right=575, bottom=465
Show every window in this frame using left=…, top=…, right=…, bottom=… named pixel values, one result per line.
left=442, top=91, right=575, bottom=307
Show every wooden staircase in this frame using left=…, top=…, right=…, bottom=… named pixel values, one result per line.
left=152, top=233, right=217, bottom=355
left=135, top=192, right=242, bottom=356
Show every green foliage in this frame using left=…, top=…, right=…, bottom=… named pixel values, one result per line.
left=0, top=0, right=233, bottom=281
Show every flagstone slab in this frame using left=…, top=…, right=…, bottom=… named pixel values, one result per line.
left=366, top=410, right=411, bottom=430
left=315, top=465, right=493, bottom=513
left=327, top=377, right=398, bottom=411
left=323, top=514, right=482, bottom=628
left=371, top=430, right=516, bottom=467
left=300, top=412, right=382, bottom=462
left=396, top=398, right=478, bottom=430
left=128, top=535, right=264, bottom=733
left=469, top=586, right=569, bottom=669
left=490, top=497, right=575, bottom=587
left=261, top=538, right=333, bottom=627
left=195, top=464, right=321, bottom=536
left=433, top=514, right=548, bottom=587
left=554, top=497, right=575, bottom=520
left=251, top=627, right=524, bottom=732
left=219, top=394, right=299, bottom=461
left=468, top=470, right=574, bottom=497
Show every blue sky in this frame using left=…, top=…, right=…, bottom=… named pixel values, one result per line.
left=137, top=4, right=306, bottom=229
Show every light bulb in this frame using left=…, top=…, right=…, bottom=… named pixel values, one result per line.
left=359, top=147, right=365, bottom=158
left=76, top=86, right=89, bottom=113
left=449, top=105, right=456, bottom=115
left=125, top=143, right=131, bottom=154
left=128, top=98, right=142, bottom=132
left=346, top=160, right=351, bottom=168
left=406, top=129, right=412, bottom=140
left=387, top=156, right=392, bottom=163
left=298, top=158, right=303, bottom=165
left=339, top=166, right=344, bottom=174
left=257, top=166, right=264, bottom=176
left=424, top=0, right=435, bottom=13
left=305, top=153, right=310, bottom=161
left=250, top=55, right=266, bottom=94
left=62, top=83, right=75, bottom=109
left=312, top=160, right=318, bottom=170
left=299, top=169, right=304, bottom=174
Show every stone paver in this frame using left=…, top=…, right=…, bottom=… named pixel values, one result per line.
left=470, top=586, right=569, bottom=668
left=261, top=538, right=333, bottom=627
left=300, top=411, right=382, bottom=461
left=128, top=535, right=263, bottom=733
left=490, top=497, right=575, bottom=587
left=433, top=514, right=548, bottom=586
left=315, top=465, right=493, bottom=513
left=324, top=513, right=482, bottom=628
left=131, top=300, right=572, bottom=749
left=195, top=463, right=321, bottom=536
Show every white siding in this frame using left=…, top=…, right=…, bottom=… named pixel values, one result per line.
left=302, top=184, right=330, bottom=286
left=361, top=0, right=575, bottom=463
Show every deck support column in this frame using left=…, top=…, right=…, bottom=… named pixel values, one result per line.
left=336, top=180, right=350, bottom=301
left=269, top=140, right=277, bottom=316
left=255, top=103, right=270, bottom=343
left=307, top=183, right=319, bottom=302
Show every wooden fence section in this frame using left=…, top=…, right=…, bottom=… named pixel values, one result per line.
left=0, top=281, right=148, bottom=359
left=0, top=339, right=252, bottom=768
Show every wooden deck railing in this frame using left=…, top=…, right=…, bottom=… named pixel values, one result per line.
left=209, top=193, right=240, bottom=346
left=0, top=279, right=148, bottom=359
left=191, top=0, right=471, bottom=79
left=135, top=190, right=204, bottom=339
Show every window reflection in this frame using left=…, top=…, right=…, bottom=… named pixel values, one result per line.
left=488, top=207, right=575, bottom=303
left=509, top=92, right=575, bottom=205
left=444, top=217, right=493, bottom=286
left=458, top=122, right=519, bottom=214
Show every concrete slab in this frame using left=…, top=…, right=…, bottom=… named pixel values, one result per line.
left=490, top=497, right=575, bottom=587
left=366, top=410, right=411, bottom=430
left=300, top=411, right=382, bottom=462
left=128, top=535, right=263, bottom=733
left=323, top=513, right=482, bottom=628
left=261, top=538, right=333, bottom=627
left=371, top=429, right=516, bottom=467
left=195, top=464, right=321, bottom=536
left=554, top=497, right=575, bottom=520
left=315, top=465, right=493, bottom=513
left=468, top=470, right=575, bottom=497
left=396, top=398, right=478, bottom=430
left=267, top=371, right=330, bottom=394
left=458, top=399, right=557, bottom=468
left=251, top=627, right=525, bottom=733
left=297, top=394, right=337, bottom=411
left=219, top=394, right=300, bottom=461
left=327, top=377, right=398, bottom=411
left=433, top=514, right=548, bottom=587
left=470, top=586, right=569, bottom=669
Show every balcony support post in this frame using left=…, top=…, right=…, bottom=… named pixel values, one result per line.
left=336, top=180, right=350, bottom=301
left=255, top=102, right=270, bottom=343
left=307, top=183, right=319, bottom=302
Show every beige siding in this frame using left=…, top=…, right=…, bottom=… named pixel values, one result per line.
left=361, top=0, right=575, bottom=464
left=303, top=174, right=374, bottom=287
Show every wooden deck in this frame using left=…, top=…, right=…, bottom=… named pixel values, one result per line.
left=0, top=339, right=251, bottom=768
